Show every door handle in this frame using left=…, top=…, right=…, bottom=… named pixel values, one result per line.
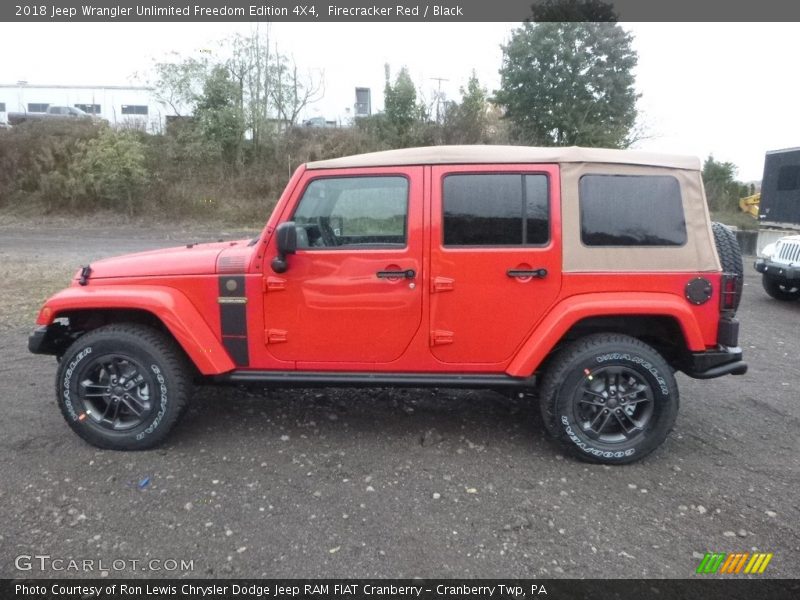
left=507, top=268, right=547, bottom=279
left=376, top=269, right=416, bottom=279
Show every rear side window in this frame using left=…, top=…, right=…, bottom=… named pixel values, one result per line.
left=443, top=174, right=549, bottom=246
left=580, top=175, right=686, bottom=246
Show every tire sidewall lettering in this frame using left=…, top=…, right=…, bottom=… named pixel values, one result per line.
left=594, top=352, right=669, bottom=396
left=62, top=347, right=93, bottom=422
left=135, top=364, right=169, bottom=440
left=560, top=415, right=635, bottom=458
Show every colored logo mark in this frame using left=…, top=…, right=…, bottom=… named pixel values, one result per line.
left=696, top=552, right=773, bottom=574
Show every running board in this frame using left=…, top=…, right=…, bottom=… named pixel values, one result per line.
left=215, top=371, right=537, bottom=389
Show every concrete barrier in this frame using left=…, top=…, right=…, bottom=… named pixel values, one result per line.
left=735, top=230, right=758, bottom=257
left=721, top=225, right=794, bottom=257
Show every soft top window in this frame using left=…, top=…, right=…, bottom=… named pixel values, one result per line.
left=580, top=174, right=686, bottom=247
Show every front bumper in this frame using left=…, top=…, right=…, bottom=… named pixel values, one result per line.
left=28, top=323, right=71, bottom=356
left=754, top=258, right=800, bottom=281
left=681, top=347, right=747, bottom=379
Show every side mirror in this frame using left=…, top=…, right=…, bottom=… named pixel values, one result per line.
left=271, top=221, right=297, bottom=274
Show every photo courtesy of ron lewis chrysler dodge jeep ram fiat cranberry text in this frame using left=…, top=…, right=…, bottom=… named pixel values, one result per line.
left=29, top=146, right=747, bottom=464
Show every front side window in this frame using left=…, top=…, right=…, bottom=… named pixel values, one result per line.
left=292, top=176, right=408, bottom=249
left=580, top=174, right=686, bottom=246
left=443, top=173, right=549, bottom=246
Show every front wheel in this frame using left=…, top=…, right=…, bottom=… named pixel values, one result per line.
left=55, top=323, right=191, bottom=450
left=762, top=274, right=800, bottom=301
left=539, top=334, right=679, bottom=465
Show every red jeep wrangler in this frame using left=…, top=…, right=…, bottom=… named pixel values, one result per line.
left=29, top=146, right=746, bottom=464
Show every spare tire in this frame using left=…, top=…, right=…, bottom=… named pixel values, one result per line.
left=711, top=221, right=744, bottom=311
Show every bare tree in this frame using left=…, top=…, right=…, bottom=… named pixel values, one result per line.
left=226, top=27, right=276, bottom=152
left=270, top=47, right=325, bottom=129
left=146, top=53, right=209, bottom=117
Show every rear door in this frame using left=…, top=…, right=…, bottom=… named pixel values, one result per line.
left=429, top=165, right=562, bottom=365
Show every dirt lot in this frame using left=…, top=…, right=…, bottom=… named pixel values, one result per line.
left=0, top=224, right=798, bottom=579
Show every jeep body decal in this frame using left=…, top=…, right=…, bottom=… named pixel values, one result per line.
left=218, top=275, right=250, bottom=367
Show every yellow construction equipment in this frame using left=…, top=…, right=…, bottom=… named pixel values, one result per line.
left=739, top=193, right=760, bottom=218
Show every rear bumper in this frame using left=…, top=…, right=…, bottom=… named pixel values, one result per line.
left=681, top=347, right=747, bottom=379
left=754, top=258, right=800, bottom=281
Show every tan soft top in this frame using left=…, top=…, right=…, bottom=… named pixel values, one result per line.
left=306, top=145, right=701, bottom=171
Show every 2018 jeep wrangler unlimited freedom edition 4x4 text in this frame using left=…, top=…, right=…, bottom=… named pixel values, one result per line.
left=29, top=146, right=747, bottom=464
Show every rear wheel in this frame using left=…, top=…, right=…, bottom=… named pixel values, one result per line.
left=539, top=334, right=679, bottom=465
left=762, top=275, right=800, bottom=301
left=55, top=323, right=191, bottom=450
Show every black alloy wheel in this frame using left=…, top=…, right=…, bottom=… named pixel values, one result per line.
left=573, top=365, right=655, bottom=444
left=77, top=354, right=154, bottom=431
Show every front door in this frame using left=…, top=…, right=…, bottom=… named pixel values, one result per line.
left=263, top=168, right=423, bottom=365
left=429, top=165, right=562, bottom=365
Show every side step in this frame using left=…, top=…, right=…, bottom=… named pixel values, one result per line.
left=215, top=371, right=537, bottom=389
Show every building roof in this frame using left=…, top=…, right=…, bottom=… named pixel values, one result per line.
left=766, top=146, right=800, bottom=155
left=0, top=83, right=153, bottom=91
left=306, top=145, right=701, bottom=171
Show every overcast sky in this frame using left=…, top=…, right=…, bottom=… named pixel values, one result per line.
left=1, top=21, right=798, bottom=181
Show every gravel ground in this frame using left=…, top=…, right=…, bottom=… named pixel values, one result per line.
left=0, top=224, right=798, bottom=579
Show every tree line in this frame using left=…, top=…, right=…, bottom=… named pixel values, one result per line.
left=0, top=17, right=750, bottom=221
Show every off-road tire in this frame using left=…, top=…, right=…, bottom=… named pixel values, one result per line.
left=55, top=323, right=191, bottom=450
left=539, top=333, right=679, bottom=465
left=762, top=275, right=800, bottom=301
left=712, top=221, right=744, bottom=310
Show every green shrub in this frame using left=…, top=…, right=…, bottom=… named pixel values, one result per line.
left=73, top=128, right=149, bottom=215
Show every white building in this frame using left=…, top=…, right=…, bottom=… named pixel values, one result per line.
left=0, top=83, right=175, bottom=132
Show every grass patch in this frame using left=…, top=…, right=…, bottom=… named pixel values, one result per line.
left=0, top=258, right=76, bottom=330
left=711, top=210, right=760, bottom=231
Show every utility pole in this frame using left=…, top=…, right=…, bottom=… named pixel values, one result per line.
left=430, top=77, right=448, bottom=123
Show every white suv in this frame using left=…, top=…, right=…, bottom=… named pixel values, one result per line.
left=755, top=234, right=800, bottom=300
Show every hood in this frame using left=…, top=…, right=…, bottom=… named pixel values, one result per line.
left=83, top=240, right=253, bottom=279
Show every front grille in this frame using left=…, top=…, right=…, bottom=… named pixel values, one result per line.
left=777, top=240, right=800, bottom=264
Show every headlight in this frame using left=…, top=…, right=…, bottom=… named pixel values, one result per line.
left=759, top=242, right=777, bottom=259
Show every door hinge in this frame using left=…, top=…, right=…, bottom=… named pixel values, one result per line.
left=265, top=329, right=288, bottom=344
left=430, top=329, right=454, bottom=346
left=264, top=276, right=286, bottom=292
left=432, top=276, right=454, bottom=293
